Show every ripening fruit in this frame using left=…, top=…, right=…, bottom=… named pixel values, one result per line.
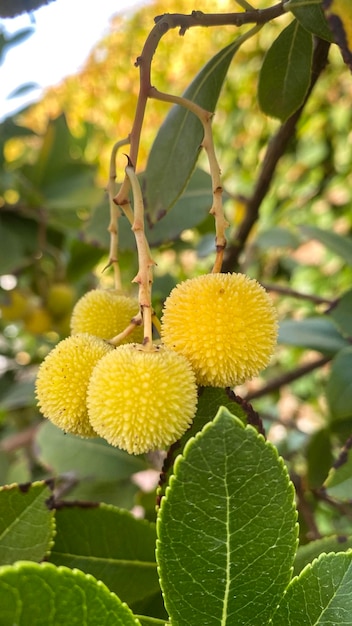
left=47, top=283, right=75, bottom=318
left=161, top=272, right=278, bottom=388
left=87, top=344, right=198, bottom=455
left=0, top=289, right=32, bottom=322
left=24, top=307, right=52, bottom=335
left=70, top=289, right=143, bottom=343
left=36, top=333, right=113, bottom=437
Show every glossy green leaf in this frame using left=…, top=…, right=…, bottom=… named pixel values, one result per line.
left=326, top=347, right=352, bottom=421
left=0, top=561, right=141, bottom=625
left=157, top=407, right=298, bottom=625
left=301, top=225, right=352, bottom=265
left=49, top=504, right=160, bottom=607
left=294, top=535, right=352, bottom=575
left=287, top=0, right=334, bottom=41
left=145, top=28, right=258, bottom=222
left=0, top=481, right=55, bottom=565
left=272, top=552, right=352, bottom=624
left=258, top=19, right=313, bottom=121
left=278, top=317, right=349, bottom=354
left=329, top=288, right=352, bottom=338
left=157, top=387, right=248, bottom=501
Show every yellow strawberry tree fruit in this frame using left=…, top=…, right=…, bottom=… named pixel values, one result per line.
left=24, top=307, right=52, bottom=335
left=70, top=289, right=143, bottom=343
left=87, top=344, right=198, bottom=455
left=35, top=333, right=113, bottom=437
left=0, top=289, right=32, bottom=322
left=161, top=272, right=278, bottom=388
left=46, top=283, right=76, bottom=318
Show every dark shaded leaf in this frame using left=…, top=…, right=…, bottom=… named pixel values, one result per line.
left=258, top=19, right=313, bottom=121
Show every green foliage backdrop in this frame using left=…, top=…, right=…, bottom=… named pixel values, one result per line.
left=1, top=0, right=352, bottom=623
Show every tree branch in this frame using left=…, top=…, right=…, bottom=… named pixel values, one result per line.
left=223, top=37, right=331, bottom=272
left=244, top=354, right=331, bottom=401
left=114, top=2, right=287, bottom=207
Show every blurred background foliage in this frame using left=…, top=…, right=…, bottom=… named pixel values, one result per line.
left=1, top=0, right=352, bottom=543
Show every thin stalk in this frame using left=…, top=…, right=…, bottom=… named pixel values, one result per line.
left=149, top=87, right=229, bottom=272
left=125, top=161, right=156, bottom=349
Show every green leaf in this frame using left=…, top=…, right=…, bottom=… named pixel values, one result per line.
left=0, top=481, right=55, bottom=565
left=323, top=0, right=352, bottom=69
left=0, top=379, right=35, bottom=411
left=306, top=428, right=333, bottom=488
left=300, top=224, right=352, bottom=265
left=0, top=561, right=141, bottom=625
left=36, top=422, right=146, bottom=506
left=43, top=165, right=102, bottom=212
left=287, top=0, right=334, bottom=41
left=36, top=421, right=146, bottom=481
left=255, top=226, right=300, bottom=249
left=49, top=504, right=160, bottom=608
left=294, top=535, right=352, bottom=575
left=258, top=19, right=313, bottom=121
left=0, top=212, right=40, bottom=274
left=145, top=28, right=259, bottom=222
left=271, top=552, right=352, bottom=624
left=326, top=347, right=352, bottom=421
left=157, top=407, right=298, bottom=625
left=144, top=168, right=214, bottom=246
left=278, top=317, right=349, bottom=354
left=329, top=288, right=352, bottom=338
left=157, top=388, right=249, bottom=502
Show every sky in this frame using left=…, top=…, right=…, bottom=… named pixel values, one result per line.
left=0, top=0, right=149, bottom=120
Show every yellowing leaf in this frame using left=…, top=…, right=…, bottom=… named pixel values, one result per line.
left=324, top=0, right=352, bottom=68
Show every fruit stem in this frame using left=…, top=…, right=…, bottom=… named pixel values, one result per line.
left=149, top=88, right=229, bottom=272
left=107, top=138, right=130, bottom=289
left=109, top=312, right=143, bottom=346
left=125, top=160, right=156, bottom=350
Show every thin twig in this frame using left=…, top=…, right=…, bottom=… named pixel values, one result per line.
left=125, top=160, right=156, bottom=349
left=149, top=86, right=229, bottom=272
left=223, top=37, right=331, bottom=271
left=106, top=137, right=130, bottom=289
left=113, top=3, right=286, bottom=207
left=244, top=354, right=331, bottom=401
left=291, top=472, right=322, bottom=540
left=262, top=283, right=336, bottom=307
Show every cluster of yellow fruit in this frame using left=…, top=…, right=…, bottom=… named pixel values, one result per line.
left=0, top=283, right=75, bottom=336
left=35, top=273, right=278, bottom=455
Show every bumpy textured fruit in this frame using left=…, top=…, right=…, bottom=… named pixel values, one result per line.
left=161, top=272, right=278, bottom=387
left=36, top=333, right=113, bottom=437
left=87, top=344, right=198, bottom=454
left=70, top=289, right=143, bottom=343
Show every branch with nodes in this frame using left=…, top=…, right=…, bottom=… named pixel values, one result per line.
left=113, top=2, right=286, bottom=208
left=125, top=159, right=156, bottom=349
left=149, top=86, right=229, bottom=272
left=105, top=137, right=130, bottom=290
